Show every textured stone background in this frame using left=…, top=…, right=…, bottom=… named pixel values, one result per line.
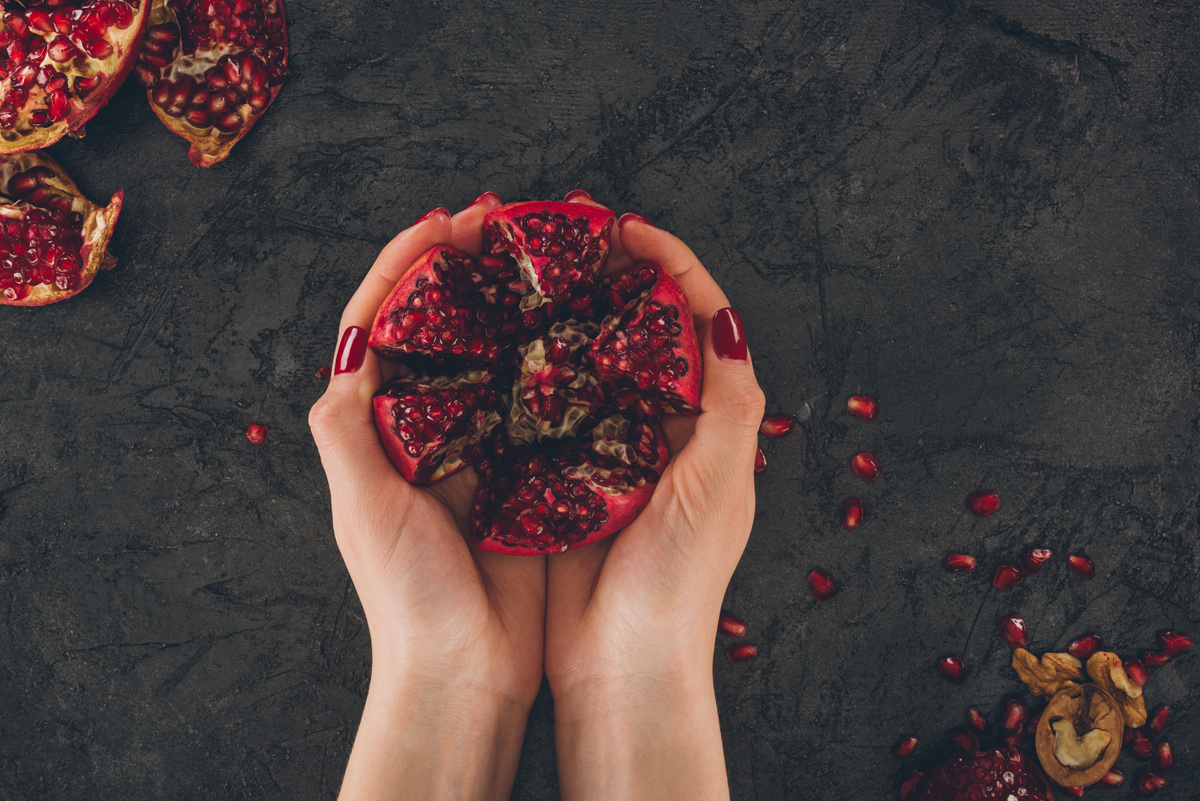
left=1, top=0, right=1198, bottom=798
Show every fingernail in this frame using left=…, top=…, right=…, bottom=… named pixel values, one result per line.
left=335, top=326, right=368, bottom=375
left=564, top=189, right=593, bottom=203
left=712, top=308, right=747, bottom=363
left=469, top=191, right=501, bottom=208
left=618, top=212, right=655, bottom=228
left=412, top=207, right=449, bottom=227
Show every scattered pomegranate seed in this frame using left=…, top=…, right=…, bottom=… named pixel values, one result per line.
left=1025, top=708, right=1042, bottom=734
left=759, top=414, right=795, bottom=438
left=936, top=655, right=967, bottom=684
left=808, top=568, right=839, bottom=601
left=1134, top=771, right=1166, bottom=796
left=892, top=735, right=918, bottom=760
left=314, top=366, right=331, bottom=380
left=1123, top=658, right=1149, bottom=687
left=244, top=423, right=268, bottom=445
left=1067, top=552, right=1095, bottom=579
left=966, top=706, right=989, bottom=733
left=996, top=614, right=1030, bottom=648
left=839, top=498, right=866, bottom=530
left=1130, top=729, right=1153, bottom=759
left=754, top=447, right=767, bottom=475
left=899, top=772, right=923, bottom=800
left=850, top=451, right=881, bottom=482
left=992, top=562, right=1024, bottom=591
left=1148, top=705, right=1169, bottom=735
left=1157, top=630, right=1193, bottom=656
left=1123, top=726, right=1135, bottom=748
left=1002, top=731, right=1025, bottom=749
left=1153, top=742, right=1173, bottom=773
left=966, top=490, right=1001, bottom=517
left=1141, top=649, right=1170, bottom=668
left=718, top=610, right=748, bottom=638
left=1059, top=787, right=1084, bottom=798
left=943, top=553, right=977, bottom=573
left=1099, top=768, right=1125, bottom=787
left=1000, top=697, right=1029, bottom=733
left=1020, top=547, right=1053, bottom=574
left=948, top=726, right=978, bottom=753
left=725, top=643, right=758, bottom=663
left=1067, top=633, right=1103, bottom=660
left=846, top=394, right=878, bottom=421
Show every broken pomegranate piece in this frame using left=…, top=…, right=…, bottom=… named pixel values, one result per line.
left=966, top=490, right=1001, bottom=517
left=903, top=747, right=1056, bottom=801
left=0, top=151, right=122, bottom=306
left=846, top=394, right=878, bottom=421
left=136, top=0, right=288, bottom=167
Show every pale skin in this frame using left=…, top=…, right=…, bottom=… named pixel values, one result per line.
left=308, top=193, right=765, bottom=800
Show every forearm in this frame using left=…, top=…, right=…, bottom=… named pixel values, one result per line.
left=553, top=669, right=730, bottom=801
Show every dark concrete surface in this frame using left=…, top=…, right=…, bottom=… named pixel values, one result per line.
left=2, top=0, right=1198, bottom=798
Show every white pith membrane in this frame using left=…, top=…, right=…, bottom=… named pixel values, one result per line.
left=564, top=415, right=651, bottom=498
left=486, top=206, right=609, bottom=311
left=507, top=320, right=602, bottom=445
left=384, top=371, right=501, bottom=483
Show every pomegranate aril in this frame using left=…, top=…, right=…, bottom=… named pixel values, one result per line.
left=1130, top=728, right=1153, bottom=759
left=839, top=498, right=865, bottom=530
left=1148, top=705, right=1169, bottom=735
left=997, top=614, right=1030, bottom=648
left=808, top=568, right=838, bottom=601
left=1099, top=769, right=1125, bottom=787
left=1067, top=633, right=1103, bottom=660
left=759, top=414, right=795, bottom=438
left=1021, top=547, right=1052, bottom=574
left=314, top=366, right=331, bottom=380
left=1134, top=771, right=1166, bottom=796
left=244, top=423, right=268, bottom=444
left=1001, top=731, right=1025, bottom=748
left=1123, top=658, right=1149, bottom=687
left=892, top=735, right=918, bottom=760
left=1140, top=649, right=1170, bottom=668
left=725, top=643, right=758, bottom=663
left=1025, top=708, right=1042, bottom=734
left=754, top=447, right=767, bottom=475
left=1157, top=629, right=1193, bottom=656
left=899, top=771, right=923, bottom=801
left=1068, top=552, right=1095, bottom=579
left=992, top=561, right=1024, bottom=591
left=966, top=706, right=989, bottom=733
left=1000, top=697, right=1029, bottom=733
left=846, top=394, right=878, bottom=421
left=936, top=655, right=967, bottom=684
left=966, top=490, right=1000, bottom=517
left=1060, top=786, right=1085, bottom=798
left=850, top=452, right=880, bottom=482
left=943, top=553, right=977, bottom=573
left=718, top=610, right=748, bottom=638
left=1152, top=742, right=1173, bottom=773
left=948, top=726, right=978, bottom=753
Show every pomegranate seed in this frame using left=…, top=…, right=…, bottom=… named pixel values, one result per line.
left=966, top=490, right=1000, bottom=517
left=1059, top=787, right=1084, bottom=798
left=846, top=394, right=878, bottom=421
left=759, top=414, right=795, bottom=438
left=725, top=643, right=758, bottom=663
left=1067, top=552, right=1095, bottom=579
left=892, top=735, right=918, bottom=759
left=1099, top=768, right=1125, bottom=787
left=1020, top=547, right=1053, bottom=574
left=966, top=706, right=988, bottom=733
left=850, top=452, right=881, bottom=482
left=754, top=447, right=767, bottom=475
left=1002, top=731, right=1025, bottom=748
left=839, top=498, right=866, bottom=530
left=808, top=568, right=839, bottom=601
left=1026, top=708, right=1042, bottom=734
left=1130, top=728, right=1153, bottom=759
left=1134, top=771, right=1166, bottom=796
left=936, top=655, right=967, bottom=684
left=1123, top=726, right=1134, bottom=748
left=900, top=772, right=923, bottom=800
left=948, top=726, right=978, bottom=753
left=244, top=423, right=268, bottom=444
left=1140, top=649, right=1170, bottom=668
left=1001, top=698, right=1029, bottom=733
left=1123, top=658, right=1149, bottom=687
left=991, top=561, right=1023, bottom=591
left=1152, top=742, right=1173, bottom=773
left=996, top=614, right=1030, bottom=648
left=314, top=366, right=330, bottom=380
left=943, top=553, right=977, bottom=573
left=1148, top=705, right=1169, bottom=735
left=718, top=610, right=748, bottom=638
left=1157, top=629, right=1193, bottom=656
left=1067, top=633, right=1103, bottom=660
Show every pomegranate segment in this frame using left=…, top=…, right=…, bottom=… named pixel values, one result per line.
left=992, top=561, right=1024, bottom=591
left=725, top=643, right=758, bottom=663
left=943, top=553, right=977, bottom=573
left=1067, top=633, right=1103, bottom=660
left=507, top=321, right=606, bottom=444
left=850, top=451, right=881, bottom=482
left=0, top=0, right=150, bottom=152
left=893, top=735, right=918, bottom=759
left=1021, top=547, right=1053, bottom=574
left=937, top=655, right=967, bottom=684
left=807, top=568, right=839, bottom=601
left=997, top=614, right=1030, bottom=648
left=136, top=0, right=288, bottom=167
left=0, top=151, right=121, bottom=306
left=244, top=423, right=267, bottom=444
left=759, top=414, right=795, bottom=438
left=966, top=490, right=1001, bottom=517
left=1157, top=630, right=1193, bottom=656
left=1067, top=552, right=1096, bottom=579
left=717, top=610, right=748, bottom=638
left=839, top=498, right=865, bottom=530
left=846, top=394, right=878, bottom=421
left=906, top=747, right=1056, bottom=801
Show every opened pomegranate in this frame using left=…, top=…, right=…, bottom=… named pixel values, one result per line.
left=900, top=747, right=1056, bottom=801
left=0, top=0, right=149, bottom=152
left=135, top=0, right=288, bottom=167
left=0, top=151, right=121, bottom=305
left=369, top=201, right=702, bottom=554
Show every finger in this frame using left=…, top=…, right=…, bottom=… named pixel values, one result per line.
left=562, top=190, right=632, bottom=274
left=450, top=192, right=504, bottom=257
left=617, top=216, right=731, bottom=321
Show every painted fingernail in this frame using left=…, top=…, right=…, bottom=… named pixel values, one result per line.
left=564, top=189, right=593, bottom=203
left=334, top=326, right=368, bottom=375
left=712, top=307, right=747, bottom=363
left=618, top=212, right=655, bottom=228
left=469, top=191, right=501, bottom=208
left=412, top=207, right=449, bottom=227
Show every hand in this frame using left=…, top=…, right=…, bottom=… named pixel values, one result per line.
left=308, top=194, right=545, bottom=801
left=544, top=199, right=766, bottom=800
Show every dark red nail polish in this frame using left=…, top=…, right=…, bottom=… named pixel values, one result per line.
left=618, top=212, right=655, bottom=228
left=712, top=307, right=747, bottom=363
left=469, top=191, right=501, bottom=208
left=335, top=326, right=368, bottom=375
left=412, top=207, right=449, bottom=227
left=564, top=189, right=593, bottom=203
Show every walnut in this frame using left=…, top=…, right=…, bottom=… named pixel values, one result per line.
left=1035, top=684, right=1124, bottom=788
left=1086, top=652, right=1148, bottom=727
left=1011, top=648, right=1085, bottom=698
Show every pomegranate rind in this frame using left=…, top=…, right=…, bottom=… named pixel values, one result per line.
left=0, top=0, right=151, bottom=154
left=0, top=151, right=121, bottom=306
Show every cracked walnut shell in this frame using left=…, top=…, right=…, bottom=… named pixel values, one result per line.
left=1012, top=648, right=1085, bottom=698
left=1086, top=652, right=1148, bottom=727
left=1035, top=684, right=1124, bottom=788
